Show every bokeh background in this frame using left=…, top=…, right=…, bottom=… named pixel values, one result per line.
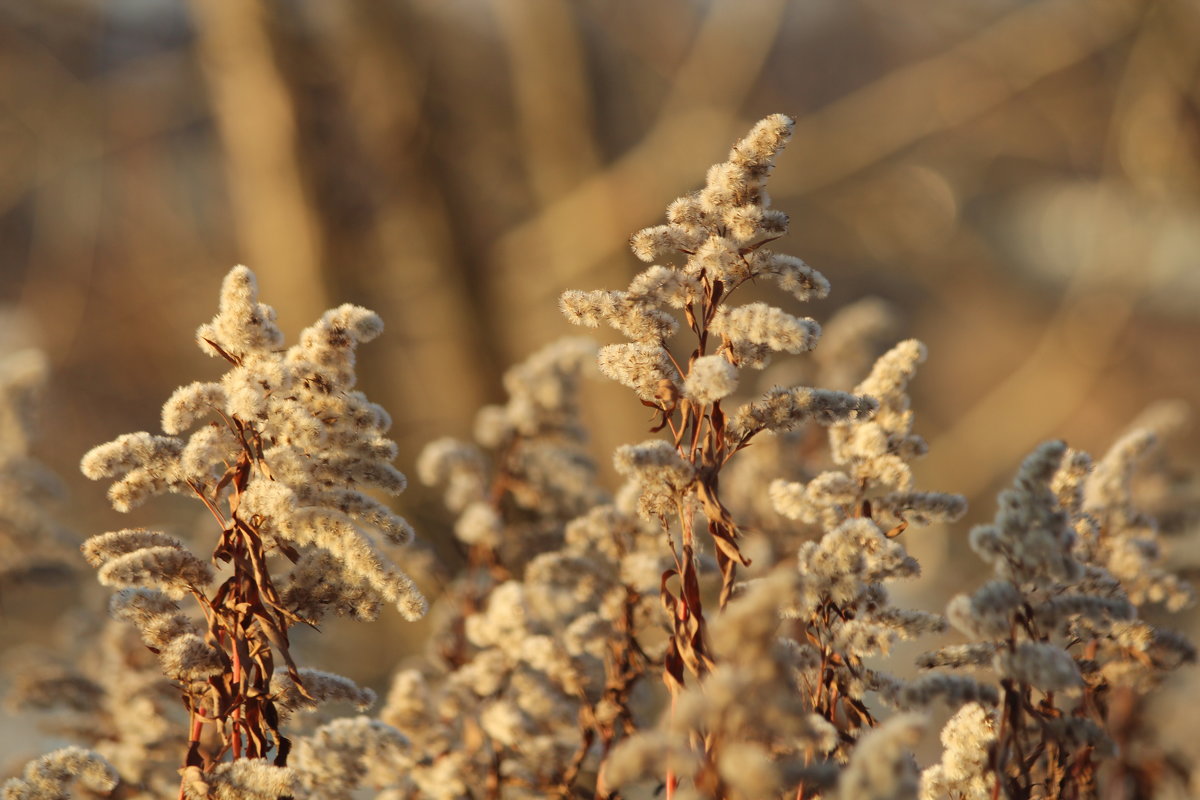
left=3, top=0, right=1200, bottom=777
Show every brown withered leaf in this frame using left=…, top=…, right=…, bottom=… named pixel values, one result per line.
left=661, top=560, right=714, bottom=684
left=695, top=475, right=750, bottom=608
left=202, top=337, right=242, bottom=366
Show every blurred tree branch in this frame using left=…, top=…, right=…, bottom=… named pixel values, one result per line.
left=188, top=0, right=330, bottom=331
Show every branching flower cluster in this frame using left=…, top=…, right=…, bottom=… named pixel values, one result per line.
left=2, top=747, right=118, bottom=800
left=771, top=338, right=966, bottom=532
left=385, top=341, right=674, bottom=797
left=921, top=431, right=1195, bottom=799
left=68, top=267, right=425, bottom=796
left=561, top=119, right=881, bottom=755
left=418, top=337, right=607, bottom=574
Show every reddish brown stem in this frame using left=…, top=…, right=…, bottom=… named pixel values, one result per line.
left=666, top=691, right=678, bottom=800
left=230, top=624, right=243, bottom=758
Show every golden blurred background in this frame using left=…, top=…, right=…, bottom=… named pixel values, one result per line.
left=3, top=0, right=1200, bottom=771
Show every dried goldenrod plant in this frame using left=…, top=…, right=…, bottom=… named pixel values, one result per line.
left=3, top=117, right=1198, bottom=800
left=921, top=425, right=1195, bottom=799
left=386, top=338, right=668, bottom=797
left=75, top=267, right=425, bottom=797
left=561, top=115, right=876, bottom=718
left=1, top=747, right=118, bottom=800
left=7, top=617, right=184, bottom=798
left=0, top=349, right=75, bottom=582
